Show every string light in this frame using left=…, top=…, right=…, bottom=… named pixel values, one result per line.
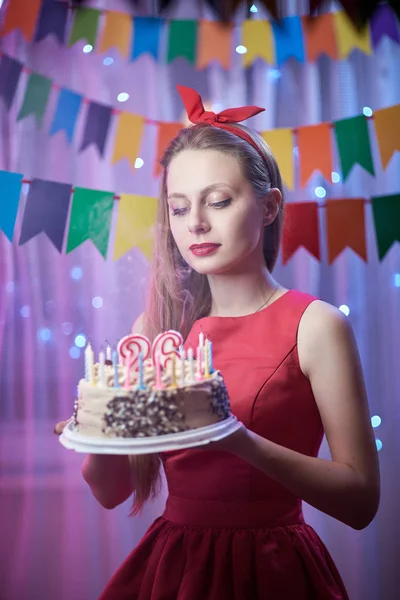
left=331, top=171, right=341, bottom=183
left=38, top=328, right=52, bottom=341
left=75, top=334, right=87, bottom=348
left=103, top=57, right=113, bottom=66
left=71, top=267, right=83, bottom=280
left=83, top=44, right=93, bottom=53
left=394, top=273, right=400, bottom=287
left=376, top=439, right=383, bottom=451
left=250, top=4, right=258, bottom=12
left=315, top=186, right=326, bottom=198
left=135, top=158, right=144, bottom=168
left=117, top=92, right=129, bottom=102
left=236, top=45, right=247, bottom=54
left=363, top=106, right=373, bottom=117
left=371, top=415, right=382, bottom=428
left=339, top=305, right=350, bottom=316
left=92, top=296, right=103, bottom=308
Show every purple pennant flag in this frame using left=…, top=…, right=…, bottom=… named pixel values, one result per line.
left=370, top=5, right=400, bottom=48
left=19, top=179, right=72, bottom=252
left=80, top=102, right=113, bottom=157
left=0, top=54, right=23, bottom=110
left=34, top=0, right=69, bottom=44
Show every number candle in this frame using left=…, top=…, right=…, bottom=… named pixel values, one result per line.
left=188, top=348, right=195, bottom=383
left=99, top=351, right=106, bottom=387
left=112, top=350, right=119, bottom=387
left=180, top=347, right=186, bottom=385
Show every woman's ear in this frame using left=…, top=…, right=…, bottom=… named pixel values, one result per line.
left=263, top=188, right=282, bottom=226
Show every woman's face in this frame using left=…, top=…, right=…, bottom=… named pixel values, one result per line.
left=166, top=149, right=270, bottom=276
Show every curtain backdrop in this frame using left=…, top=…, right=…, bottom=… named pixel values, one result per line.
left=1, top=1, right=399, bottom=599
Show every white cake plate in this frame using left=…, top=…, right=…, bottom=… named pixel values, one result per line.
left=59, top=416, right=242, bottom=455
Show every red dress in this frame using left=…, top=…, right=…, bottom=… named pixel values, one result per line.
left=99, top=290, right=349, bottom=600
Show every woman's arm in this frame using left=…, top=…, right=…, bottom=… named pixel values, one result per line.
left=220, top=301, right=380, bottom=530
left=81, top=313, right=145, bottom=509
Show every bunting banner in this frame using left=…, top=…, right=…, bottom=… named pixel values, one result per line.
left=2, top=49, right=400, bottom=185
left=0, top=169, right=399, bottom=265
left=1, top=1, right=399, bottom=69
left=19, top=179, right=72, bottom=251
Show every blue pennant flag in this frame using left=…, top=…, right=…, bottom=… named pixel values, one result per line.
left=19, top=179, right=72, bottom=252
left=272, top=16, right=305, bottom=65
left=131, top=17, right=163, bottom=60
left=0, top=171, right=23, bottom=241
left=50, top=88, right=82, bottom=142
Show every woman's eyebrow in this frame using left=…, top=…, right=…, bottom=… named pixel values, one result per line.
left=167, top=183, right=234, bottom=201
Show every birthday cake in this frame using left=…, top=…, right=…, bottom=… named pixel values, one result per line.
left=73, top=330, right=231, bottom=438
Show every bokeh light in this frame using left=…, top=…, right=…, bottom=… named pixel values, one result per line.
left=83, top=44, right=93, bottom=53
left=376, top=439, right=382, bottom=451
left=236, top=45, right=247, bottom=54
left=92, top=296, right=103, bottom=308
left=69, top=347, right=81, bottom=359
left=38, top=328, right=52, bottom=341
left=71, top=267, right=83, bottom=280
left=75, top=334, right=87, bottom=348
left=371, top=415, right=381, bottom=428
left=117, top=92, right=129, bottom=102
left=62, top=322, right=73, bottom=336
left=339, top=304, right=350, bottom=316
left=103, top=57, right=113, bottom=66
left=20, top=306, right=30, bottom=318
left=135, top=158, right=144, bottom=169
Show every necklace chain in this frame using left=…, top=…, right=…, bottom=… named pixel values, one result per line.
left=255, top=286, right=279, bottom=313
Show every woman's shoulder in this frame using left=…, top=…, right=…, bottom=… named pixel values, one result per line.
left=297, top=298, right=355, bottom=377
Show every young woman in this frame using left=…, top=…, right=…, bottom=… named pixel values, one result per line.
left=55, top=86, right=380, bottom=599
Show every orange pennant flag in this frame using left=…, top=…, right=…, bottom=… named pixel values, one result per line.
left=373, top=105, right=400, bottom=169
left=333, top=11, right=372, bottom=59
left=282, top=202, right=320, bottom=264
left=0, top=0, right=41, bottom=42
left=302, top=14, right=338, bottom=61
left=297, top=123, right=333, bottom=187
left=326, top=198, right=367, bottom=263
left=154, top=122, right=183, bottom=177
left=242, top=20, right=275, bottom=67
left=112, top=113, right=144, bottom=168
left=196, top=20, right=233, bottom=69
left=114, top=194, right=158, bottom=261
left=261, top=129, right=294, bottom=190
left=99, top=11, right=132, bottom=58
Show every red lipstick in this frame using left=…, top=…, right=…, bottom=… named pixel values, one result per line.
left=189, top=243, right=221, bottom=257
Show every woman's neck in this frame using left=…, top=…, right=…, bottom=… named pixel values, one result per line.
left=207, top=268, right=283, bottom=317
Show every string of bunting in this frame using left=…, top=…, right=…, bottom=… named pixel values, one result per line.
left=0, top=1, right=399, bottom=69
left=0, top=170, right=399, bottom=264
left=1, top=50, right=400, bottom=188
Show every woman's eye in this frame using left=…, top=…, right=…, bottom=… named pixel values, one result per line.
left=209, top=198, right=232, bottom=209
left=171, top=207, right=188, bottom=216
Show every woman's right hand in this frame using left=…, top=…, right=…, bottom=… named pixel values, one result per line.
left=53, top=419, right=72, bottom=435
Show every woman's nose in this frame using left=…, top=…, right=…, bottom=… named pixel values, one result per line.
left=187, top=211, right=211, bottom=234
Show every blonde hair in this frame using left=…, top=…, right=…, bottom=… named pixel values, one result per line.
left=130, top=123, right=285, bottom=515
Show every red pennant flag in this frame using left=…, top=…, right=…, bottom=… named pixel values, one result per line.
left=326, top=198, right=367, bottom=263
left=154, top=122, right=183, bottom=177
left=0, top=0, right=42, bottom=42
left=297, top=123, right=333, bottom=187
left=282, top=202, right=320, bottom=264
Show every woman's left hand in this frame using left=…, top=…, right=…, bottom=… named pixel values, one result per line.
left=202, top=422, right=250, bottom=455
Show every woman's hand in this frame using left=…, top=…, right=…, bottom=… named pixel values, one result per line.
left=203, top=422, right=250, bottom=454
left=53, top=419, right=72, bottom=435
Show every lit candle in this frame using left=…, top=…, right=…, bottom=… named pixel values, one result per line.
left=196, top=345, right=203, bottom=380
left=138, top=352, right=145, bottom=389
left=112, top=350, right=119, bottom=387
left=99, top=351, right=106, bottom=387
left=155, top=358, right=163, bottom=390
left=180, top=347, right=186, bottom=385
left=170, top=354, right=177, bottom=387
left=188, top=348, right=195, bottom=383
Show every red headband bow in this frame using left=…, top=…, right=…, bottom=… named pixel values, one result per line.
left=177, top=85, right=266, bottom=160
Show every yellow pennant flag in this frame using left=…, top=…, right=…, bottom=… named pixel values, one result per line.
left=242, top=20, right=274, bottom=67
left=113, top=194, right=158, bottom=261
left=261, top=128, right=294, bottom=190
left=112, top=113, right=144, bottom=168
left=373, top=105, right=400, bottom=169
left=99, top=11, right=132, bottom=58
left=333, top=11, right=372, bottom=59
left=196, top=20, right=233, bottom=69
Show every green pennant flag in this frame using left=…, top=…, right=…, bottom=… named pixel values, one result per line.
left=17, top=73, right=52, bottom=126
left=167, top=20, right=198, bottom=64
left=334, top=115, right=374, bottom=180
left=69, top=7, right=101, bottom=47
left=371, top=194, right=400, bottom=261
left=66, top=187, right=114, bottom=258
